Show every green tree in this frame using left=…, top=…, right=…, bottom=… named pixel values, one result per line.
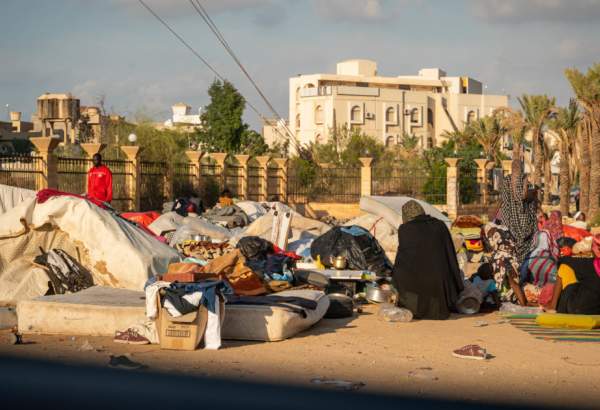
left=565, top=63, right=600, bottom=217
left=517, top=94, right=556, bottom=187
left=240, top=129, right=268, bottom=156
left=551, top=99, right=580, bottom=214
left=195, top=79, right=246, bottom=152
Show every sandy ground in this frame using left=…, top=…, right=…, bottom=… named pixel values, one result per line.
left=1, top=304, right=600, bottom=408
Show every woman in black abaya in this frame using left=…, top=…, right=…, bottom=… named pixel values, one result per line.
left=392, top=200, right=464, bottom=320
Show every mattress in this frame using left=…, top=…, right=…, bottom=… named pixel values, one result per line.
left=222, top=289, right=330, bottom=341
left=17, top=286, right=329, bottom=342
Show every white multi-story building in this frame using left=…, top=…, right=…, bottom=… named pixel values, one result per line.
left=268, top=59, right=509, bottom=150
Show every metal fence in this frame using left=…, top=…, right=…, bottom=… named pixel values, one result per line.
left=57, top=157, right=132, bottom=211
left=0, top=154, right=42, bottom=190
left=225, top=162, right=243, bottom=198
left=140, top=161, right=166, bottom=212
left=200, top=160, right=221, bottom=207
left=287, top=166, right=361, bottom=204
left=247, top=162, right=262, bottom=202
left=173, top=162, right=196, bottom=199
left=267, top=163, right=281, bottom=201
left=371, top=164, right=447, bottom=204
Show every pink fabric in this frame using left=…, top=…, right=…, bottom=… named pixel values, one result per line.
left=542, top=210, right=563, bottom=243
left=538, top=283, right=555, bottom=307
left=594, top=258, right=600, bottom=278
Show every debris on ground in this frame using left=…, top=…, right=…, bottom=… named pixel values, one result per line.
left=310, top=377, right=365, bottom=391
left=473, top=320, right=488, bottom=327
left=78, top=340, right=95, bottom=352
left=452, top=344, right=489, bottom=360
left=408, top=367, right=438, bottom=381
left=108, top=355, right=146, bottom=370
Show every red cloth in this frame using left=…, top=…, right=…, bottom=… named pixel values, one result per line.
left=36, top=189, right=106, bottom=208
left=562, top=225, right=591, bottom=242
left=273, top=245, right=301, bottom=260
left=121, top=211, right=160, bottom=229
left=87, top=165, right=113, bottom=203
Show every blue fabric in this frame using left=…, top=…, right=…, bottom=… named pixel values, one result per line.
left=340, top=226, right=369, bottom=237
left=182, top=257, right=208, bottom=266
left=170, top=280, right=233, bottom=313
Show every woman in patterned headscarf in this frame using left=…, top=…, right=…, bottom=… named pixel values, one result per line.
left=499, top=173, right=538, bottom=265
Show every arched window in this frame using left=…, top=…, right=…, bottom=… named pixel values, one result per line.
left=295, top=87, right=301, bottom=100
left=295, top=113, right=300, bottom=129
left=386, top=136, right=395, bottom=147
left=410, top=108, right=420, bottom=123
left=314, top=105, right=324, bottom=124
left=386, top=107, right=395, bottom=123
left=466, top=110, right=476, bottom=124
left=427, top=108, right=434, bottom=126
left=315, top=133, right=323, bottom=144
left=351, top=105, right=362, bottom=122
left=304, top=83, right=315, bottom=89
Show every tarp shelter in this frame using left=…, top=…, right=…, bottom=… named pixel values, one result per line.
left=360, top=196, right=451, bottom=229
left=0, top=195, right=180, bottom=304
left=0, top=184, right=36, bottom=214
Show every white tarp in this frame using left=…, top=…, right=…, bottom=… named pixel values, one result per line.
left=360, top=196, right=451, bottom=229
left=0, top=184, right=36, bottom=214
left=0, top=195, right=180, bottom=303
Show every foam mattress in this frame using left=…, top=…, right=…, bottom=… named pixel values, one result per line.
left=17, top=286, right=329, bottom=342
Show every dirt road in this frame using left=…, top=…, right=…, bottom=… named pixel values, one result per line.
left=2, top=305, right=599, bottom=408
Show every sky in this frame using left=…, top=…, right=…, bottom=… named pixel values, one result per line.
left=1, top=0, right=600, bottom=131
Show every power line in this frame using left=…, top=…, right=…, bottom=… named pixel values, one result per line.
left=136, top=0, right=277, bottom=135
left=188, top=0, right=299, bottom=148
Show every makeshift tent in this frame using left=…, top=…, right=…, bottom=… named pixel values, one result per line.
left=0, top=184, right=36, bottom=214
left=360, top=196, right=451, bottom=229
left=0, top=195, right=180, bottom=304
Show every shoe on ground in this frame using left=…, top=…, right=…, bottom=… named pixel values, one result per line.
left=452, top=344, right=487, bottom=360
left=113, top=329, right=150, bottom=345
left=108, top=355, right=145, bottom=370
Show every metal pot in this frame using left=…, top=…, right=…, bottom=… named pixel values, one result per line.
left=332, top=255, right=347, bottom=270
left=365, top=282, right=395, bottom=304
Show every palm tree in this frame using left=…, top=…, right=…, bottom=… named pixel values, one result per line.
left=494, top=107, right=527, bottom=197
left=565, top=64, right=600, bottom=217
left=551, top=99, right=580, bottom=215
left=541, top=136, right=558, bottom=205
left=465, top=115, right=505, bottom=164
left=517, top=94, right=556, bottom=188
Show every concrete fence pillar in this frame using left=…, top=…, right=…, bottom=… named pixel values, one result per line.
left=359, top=157, right=373, bottom=197
left=234, top=154, right=250, bottom=200
left=273, top=158, right=288, bottom=202
left=445, top=158, right=460, bottom=220
left=502, top=160, right=513, bottom=176
left=80, top=143, right=106, bottom=158
left=210, top=153, right=228, bottom=190
left=30, top=137, right=60, bottom=190
left=185, top=150, right=204, bottom=193
left=121, top=146, right=141, bottom=211
left=255, top=155, right=271, bottom=201
left=474, top=158, right=491, bottom=205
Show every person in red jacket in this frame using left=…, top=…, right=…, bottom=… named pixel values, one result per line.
left=87, top=153, right=113, bottom=203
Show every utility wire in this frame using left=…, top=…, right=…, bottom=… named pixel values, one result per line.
left=136, top=0, right=275, bottom=133
left=188, top=0, right=299, bottom=148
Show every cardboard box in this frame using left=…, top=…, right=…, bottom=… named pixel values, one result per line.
left=157, top=296, right=208, bottom=351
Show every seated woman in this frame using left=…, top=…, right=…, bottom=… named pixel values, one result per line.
left=392, top=200, right=464, bottom=320
left=545, top=235, right=600, bottom=314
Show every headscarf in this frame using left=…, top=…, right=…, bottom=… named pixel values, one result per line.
left=402, top=200, right=425, bottom=224
left=499, top=174, right=537, bottom=264
left=542, top=210, right=563, bottom=243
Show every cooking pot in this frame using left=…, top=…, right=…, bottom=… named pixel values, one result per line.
left=365, top=282, right=396, bottom=304
left=332, top=255, right=347, bottom=270
left=191, top=234, right=210, bottom=242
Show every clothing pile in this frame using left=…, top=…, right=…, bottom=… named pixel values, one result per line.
left=177, top=240, right=232, bottom=261
left=33, top=248, right=94, bottom=295
left=203, top=205, right=250, bottom=229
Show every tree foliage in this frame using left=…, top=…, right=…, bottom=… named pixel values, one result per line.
left=194, top=79, right=268, bottom=155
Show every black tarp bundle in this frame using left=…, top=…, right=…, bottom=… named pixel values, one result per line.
left=310, top=226, right=392, bottom=276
